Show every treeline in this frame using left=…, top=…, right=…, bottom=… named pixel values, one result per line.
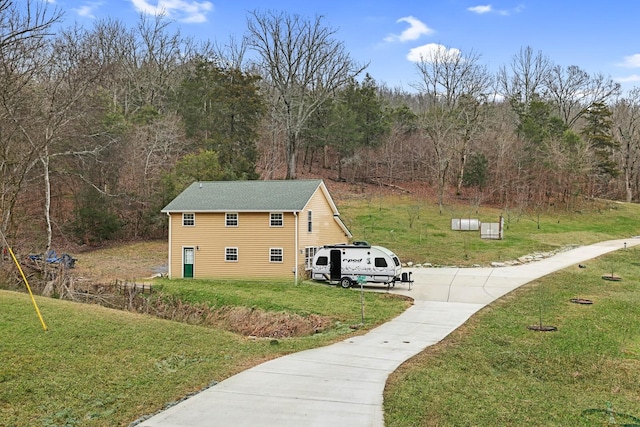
left=1, top=1, right=639, bottom=253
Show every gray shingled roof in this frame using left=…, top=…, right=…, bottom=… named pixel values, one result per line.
left=161, top=180, right=325, bottom=212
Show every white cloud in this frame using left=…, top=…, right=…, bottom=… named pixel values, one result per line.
left=618, top=54, right=640, bottom=68
left=407, top=43, right=461, bottom=63
left=73, top=2, right=103, bottom=19
left=76, top=5, right=95, bottom=18
left=615, top=74, right=640, bottom=83
left=468, top=4, right=514, bottom=16
left=384, top=16, right=433, bottom=43
left=468, top=5, right=492, bottom=14
left=130, top=0, right=214, bottom=23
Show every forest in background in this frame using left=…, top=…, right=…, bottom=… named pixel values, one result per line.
left=1, top=0, right=640, bottom=255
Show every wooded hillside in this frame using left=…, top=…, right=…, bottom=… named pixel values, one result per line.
left=1, top=1, right=639, bottom=254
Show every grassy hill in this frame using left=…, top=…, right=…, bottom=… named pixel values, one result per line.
left=384, top=246, right=640, bottom=426
left=338, top=194, right=640, bottom=266
left=3, top=191, right=640, bottom=426
left=1, top=283, right=409, bottom=426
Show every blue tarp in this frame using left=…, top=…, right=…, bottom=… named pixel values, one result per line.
left=28, top=250, right=76, bottom=268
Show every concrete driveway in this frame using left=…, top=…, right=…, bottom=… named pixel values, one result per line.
left=139, top=238, right=638, bottom=427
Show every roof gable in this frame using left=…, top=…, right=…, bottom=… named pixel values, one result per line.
left=161, top=180, right=327, bottom=212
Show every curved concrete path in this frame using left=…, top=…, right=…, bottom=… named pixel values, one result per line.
left=140, top=238, right=638, bottom=427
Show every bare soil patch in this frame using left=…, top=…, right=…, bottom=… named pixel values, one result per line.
left=71, top=240, right=168, bottom=282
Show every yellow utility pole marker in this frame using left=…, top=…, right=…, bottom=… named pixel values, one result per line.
left=1, top=231, right=48, bottom=331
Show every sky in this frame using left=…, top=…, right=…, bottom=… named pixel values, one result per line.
left=47, top=0, right=640, bottom=94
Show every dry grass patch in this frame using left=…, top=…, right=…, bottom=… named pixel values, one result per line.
left=72, top=240, right=167, bottom=282
left=212, top=306, right=331, bottom=338
left=134, top=294, right=333, bottom=338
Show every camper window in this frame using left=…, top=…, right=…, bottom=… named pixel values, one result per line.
left=374, top=257, right=388, bottom=267
left=315, top=256, right=328, bottom=266
left=393, top=257, right=400, bottom=266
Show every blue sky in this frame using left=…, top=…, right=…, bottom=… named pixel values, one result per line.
left=50, top=0, right=640, bottom=93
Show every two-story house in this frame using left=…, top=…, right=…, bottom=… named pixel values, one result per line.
left=161, top=180, right=351, bottom=281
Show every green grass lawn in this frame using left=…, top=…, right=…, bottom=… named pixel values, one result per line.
left=384, top=247, right=640, bottom=426
left=0, top=284, right=409, bottom=427
left=339, top=195, right=640, bottom=266
left=3, top=194, right=640, bottom=426
left=152, top=278, right=408, bottom=326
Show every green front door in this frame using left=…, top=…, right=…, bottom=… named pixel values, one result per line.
left=183, top=247, right=194, bottom=278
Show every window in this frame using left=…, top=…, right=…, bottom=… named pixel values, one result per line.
left=307, top=210, right=313, bottom=233
left=226, top=213, right=238, bottom=227
left=270, top=212, right=283, bottom=227
left=305, top=246, right=319, bottom=270
left=182, top=213, right=195, bottom=226
left=270, top=248, right=283, bottom=263
left=225, top=247, right=238, bottom=262
left=315, top=256, right=328, bottom=266
left=374, top=257, right=388, bottom=267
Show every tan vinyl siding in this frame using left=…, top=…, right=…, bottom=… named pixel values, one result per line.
left=299, top=189, right=349, bottom=249
left=169, top=212, right=297, bottom=279
left=296, top=190, right=350, bottom=275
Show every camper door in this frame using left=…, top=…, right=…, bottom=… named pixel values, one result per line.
left=330, top=249, right=341, bottom=281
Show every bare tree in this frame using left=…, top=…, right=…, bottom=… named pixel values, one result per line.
left=0, top=0, right=61, bottom=51
left=0, top=0, right=62, bottom=250
left=12, top=24, right=108, bottom=251
left=545, top=64, right=621, bottom=128
left=613, top=87, right=640, bottom=202
left=497, top=46, right=551, bottom=106
left=117, top=111, right=186, bottom=236
left=88, top=18, right=137, bottom=114
left=246, top=10, right=366, bottom=179
left=76, top=15, right=211, bottom=239
left=214, top=34, right=249, bottom=70
left=413, top=46, right=492, bottom=212
left=91, top=14, right=205, bottom=118
left=132, top=14, right=194, bottom=111
left=454, top=93, right=490, bottom=195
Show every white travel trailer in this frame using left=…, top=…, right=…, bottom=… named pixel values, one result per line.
left=311, top=242, right=412, bottom=288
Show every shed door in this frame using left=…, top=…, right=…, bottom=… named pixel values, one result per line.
left=183, top=247, right=194, bottom=278
left=330, top=249, right=342, bottom=281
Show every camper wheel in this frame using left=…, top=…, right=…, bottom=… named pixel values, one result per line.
left=339, top=277, right=352, bottom=289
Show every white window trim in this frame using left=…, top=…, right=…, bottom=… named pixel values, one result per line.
left=225, top=212, right=239, bottom=227
left=269, top=247, right=284, bottom=263
left=182, top=246, right=195, bottom=278
left=304, top=246, right=319, bottom=270
left=307, top=210, right=313, bottom=233
left=225, top=247, right=238, bottom=262
left=270, top=212, right=284, bottom=227
left=182, top=213, right=195, bottom=227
